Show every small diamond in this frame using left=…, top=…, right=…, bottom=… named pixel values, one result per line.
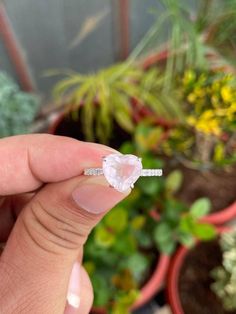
left=103, top=154, right=142, bottom=192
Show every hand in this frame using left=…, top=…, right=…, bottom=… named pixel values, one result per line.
left=0, top=134, right=130, bottom=314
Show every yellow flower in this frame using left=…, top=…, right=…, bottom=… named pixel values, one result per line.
left=183, top=70, right=196, bottom=85
left=215, top=108, right=227, bottom=116
left=196, top=118, right=221, bottom=136
left=226, top=102, right=236, bottom=121
left=187, top=93, right=197, bottom=103
left=221, top=85, right=233, bottom=103
left=194, top=110, right=222, bottom=136
left=211, top=95, right=220, bottom=107
left=212, top=81, right=220, bottom=92
left=194, top=87, right=205, bottom=98
left=187, top=116, right=196, bottom=126
left=201, top=110, right=214, bottom=120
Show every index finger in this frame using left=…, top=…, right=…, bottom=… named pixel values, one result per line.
left=0, top=134, right=113, bottom=195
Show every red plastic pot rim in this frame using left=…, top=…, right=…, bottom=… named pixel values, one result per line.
left=202, top=201, right=236, bottom=225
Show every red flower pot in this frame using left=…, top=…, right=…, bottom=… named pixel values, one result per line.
left=167, top=226, right=230, bottom=314
left=91, top=254, right=170, bottom=314
left=202, top=201, right=236, bottom=225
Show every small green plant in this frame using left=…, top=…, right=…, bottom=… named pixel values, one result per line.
left=51, top=63, right=183, bottom=144
left=84, top=141, right=216, bottom=313
left=148, top=169, right=216, bottom=254
left=0, top=72, right=39, bottom=137
left=211, top=229, right=236, bottom=311
left=122, top=140, right=217, bottom=255
left=84, top=203, right=156, bottom=314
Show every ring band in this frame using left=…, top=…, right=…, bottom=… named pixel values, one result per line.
left=83, top=153, right=163, bottom=192
left=84, top=168, right=163, bottom=176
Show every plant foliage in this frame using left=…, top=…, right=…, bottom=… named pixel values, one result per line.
left=84, top=141, right=216, bottom=312
left=211, top=229, right=236, bottom=311
left=130, top=0, right=236, bottom=81
left=0, top=72, right=39, bottom=138
left=162, top=69, right=236, bottom=168
left=51, top=63, right=183, bottom=144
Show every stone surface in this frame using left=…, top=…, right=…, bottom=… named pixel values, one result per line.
left=103, top=153, right=142, bottom=192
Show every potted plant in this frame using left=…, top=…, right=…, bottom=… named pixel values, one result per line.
left=49, top=62, right=183, bottom=147
left=82, top=139, right=217, bottom=314
left=0, top=72, right=39, bottom=137
left=84, top=150, right=170, bottom=314
left=167, top=226, right=235, bottom=314
left=132, top=0, right=236, bottom=75
left=133, top=67, right=236, bottom=225
left=160, top=69, right=236, bottom=224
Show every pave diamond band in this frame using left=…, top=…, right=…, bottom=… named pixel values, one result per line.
left=84, top=153, right=163, bottom=192
left=84, top=168, right=163, bottom=176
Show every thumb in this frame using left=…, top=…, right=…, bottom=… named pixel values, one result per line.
left=0, top=175, right=129, bottom=314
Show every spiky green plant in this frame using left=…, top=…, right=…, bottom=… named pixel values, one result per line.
left=211, top=229, right=236, bottom=311
left=51, top=63, right=184, bottom=144
left=129, top=0, right=236, bottom=88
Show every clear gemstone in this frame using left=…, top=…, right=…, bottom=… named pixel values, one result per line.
left=103, top=154, right=142, bottom=192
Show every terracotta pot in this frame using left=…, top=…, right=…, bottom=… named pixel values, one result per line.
left=167, top=226, right=230, bottom=314
left=91, top=254, right=170, bottom=314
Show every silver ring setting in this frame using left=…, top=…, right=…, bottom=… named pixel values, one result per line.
left=84, top=153, right=163, bottom=192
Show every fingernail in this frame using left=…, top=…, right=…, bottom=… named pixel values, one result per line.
left=67, top=262, right=81, bottom=308
left=72, top=177, right=130, bottom=214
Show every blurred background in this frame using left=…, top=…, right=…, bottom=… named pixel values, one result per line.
left=0, top=1, right=236, bottom=313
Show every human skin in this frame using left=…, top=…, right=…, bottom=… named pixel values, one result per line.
left=0, top=134, right=130, bottom=314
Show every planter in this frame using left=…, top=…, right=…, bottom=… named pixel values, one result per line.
left=48, top=110, right=131, bottom=149
left=176, top=165, right=236, bottom=226
left=167, top=227, right=231, bottom=314
left=91, top=254, right=170, bottom=314
left=202, top=201, right=236, bottom=225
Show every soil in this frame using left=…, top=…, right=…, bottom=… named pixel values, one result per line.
left=179, top=240, right=236, bottom=314
left=53, top=113, right=131, bottom=150
left=177, top=165, right=236, bottom=213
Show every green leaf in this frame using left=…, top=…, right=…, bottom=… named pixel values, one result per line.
left=178, top=232, right=195, bottom=247
left=137, top=176, right=162, bottom=196
left=179, top=215, right=195, bottom=233
left=113, top=233, right=137, bottom=255
left=141, top=155, right=164, bottom=169
left=154, top=223, right=172, bottom=243
left=135, top=229, right=152, bottom=248
left=112, top=290, right=139, bottom=314
left=190, top=197, right=211, bottom=218
left=158, top=239, right=177, bottom=255
left=94, top=226, right=115, bottom=248
left=126, top=253, right=149, bottom=281
left=131, top=215, right=146, bottom=230
left=165, top=170, right=183, bottom=194
left=92, top=274, right=110, bottom=306
left=83, top=261, right=95, bottom=275
left=105, top=207, right=128, bottom=233
left=193, top=223, right=217, bottom=240
left=119, top=141, right=135, bottom=154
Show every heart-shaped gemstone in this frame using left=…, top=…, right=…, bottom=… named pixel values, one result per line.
left=103, top=154, right=142, bottom=192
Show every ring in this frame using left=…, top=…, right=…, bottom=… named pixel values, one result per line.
left=84, top=153, right=163, bottom=192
